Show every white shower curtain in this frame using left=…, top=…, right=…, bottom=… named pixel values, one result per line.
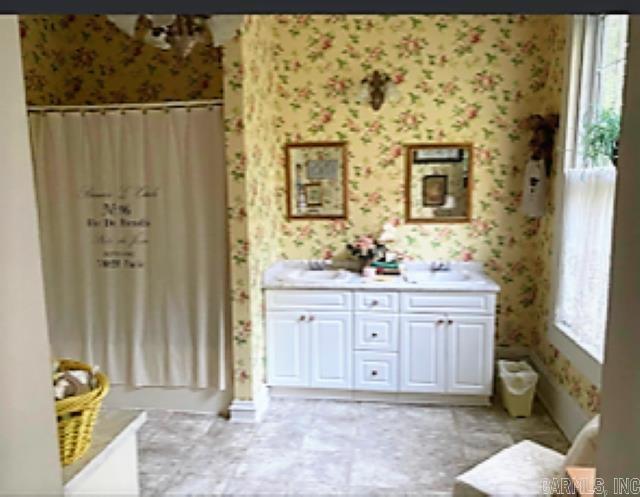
left=29, top=106, right=227, bottom=389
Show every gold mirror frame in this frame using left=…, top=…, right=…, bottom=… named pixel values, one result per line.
left=284, top=141, right=348, bottom=221
left=404, top=143, right=473, bottom=224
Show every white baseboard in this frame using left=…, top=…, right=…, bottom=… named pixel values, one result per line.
left=104, top=385, right=232, bottom=414
left=228, top=384, right=270, bottom=423
left=269, top=386, right=490, bottom=406
left=529, top=352, right=590, bottom=441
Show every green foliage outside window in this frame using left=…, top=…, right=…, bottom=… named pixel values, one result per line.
left=584, top=109, right=621, bottom=165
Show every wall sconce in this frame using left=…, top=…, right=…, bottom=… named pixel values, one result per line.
left=356, top=70, right=401, bottom=111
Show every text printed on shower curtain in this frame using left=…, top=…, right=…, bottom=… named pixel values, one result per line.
left=84, top=185, right=158, bottom=270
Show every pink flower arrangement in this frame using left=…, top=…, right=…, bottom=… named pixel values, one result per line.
left=346, top=235, right=386, bottom=266
left=353, top=235, right=375, bottom=254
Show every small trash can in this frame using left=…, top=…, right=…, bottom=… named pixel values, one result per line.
left=497, top=359, right=538, bottom=417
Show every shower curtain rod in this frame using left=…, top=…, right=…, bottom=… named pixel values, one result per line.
left=27, top=99, right=224, bottom=113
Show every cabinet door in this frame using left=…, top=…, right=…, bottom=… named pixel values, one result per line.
left=400, top=315, right=446, bottom=393
left=309, top=312, right=353, bottom=389
left=446, top=315, right=494, bottom=395
left=266, top=311, right=310, bottom=387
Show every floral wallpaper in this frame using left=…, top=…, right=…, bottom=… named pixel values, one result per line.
left=235, top=14, right=599, bottom=414
left=223, top=17, right=281, bottom=400
left=223, top=34, right=253, bottom=400
left=19, top=14, right=600, bottom=414
left=269, top=14, right=557, bottom=349
left=19, top=15, right=223, bottom=105
left=242, top=17, right=282, bottom=401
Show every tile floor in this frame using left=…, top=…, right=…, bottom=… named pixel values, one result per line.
left=138, top=398, right=569, bottom=496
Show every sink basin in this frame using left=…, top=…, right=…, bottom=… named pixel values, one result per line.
left=404, top=270, right=471, bottom=283
left=281, top=269, right=353, bottom=283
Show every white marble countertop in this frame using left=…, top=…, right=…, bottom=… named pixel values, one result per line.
left=63, top=409, right=146, bottom=490
left=263, top=260, right=500, bottom=293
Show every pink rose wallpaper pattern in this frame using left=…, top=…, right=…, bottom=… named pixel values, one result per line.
left=20, top=15, right=598, bottom=413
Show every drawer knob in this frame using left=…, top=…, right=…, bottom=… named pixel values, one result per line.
left=370, top=299, right=379, bottom=306
left=436, top=319, right=445, bottom=325
left=371, top=332, right=379, bottom=338
left=299, top=315, right=306, bottom=321
left=371, top=370, right=378, bottom=376
left=308, top=315, right=315, bottom=322
left=448, top=319, right=453, bottom=325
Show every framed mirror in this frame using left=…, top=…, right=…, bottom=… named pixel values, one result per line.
left=285, top=142, right=348, bottom=220
left=405, top=143, right=473, bottom=223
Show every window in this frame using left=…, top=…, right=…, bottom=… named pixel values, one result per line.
left=554, top=15, right=628, bottom=364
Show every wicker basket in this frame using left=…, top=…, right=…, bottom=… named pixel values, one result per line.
left=55, top=359, right=110, bottom=466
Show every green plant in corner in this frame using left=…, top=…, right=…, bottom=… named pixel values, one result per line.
left=584, top=109, right=621, bottom=166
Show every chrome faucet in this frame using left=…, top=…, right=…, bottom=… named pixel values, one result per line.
left=430, top=260, right=451, bottom=272
left=308, top=259, right=333, bottom=270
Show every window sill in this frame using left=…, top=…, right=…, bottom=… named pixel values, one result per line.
left=548, top=321, right=603, bottom=388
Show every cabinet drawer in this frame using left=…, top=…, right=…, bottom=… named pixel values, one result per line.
left=354, top=352, right=398, bottom=392
left=401, top=292, right=495, bottom=315
left=354, top=313, right=399, bottom=352
left=266, top=290, right=352, bottom=311
left=355, top=292, right=399, bottom=313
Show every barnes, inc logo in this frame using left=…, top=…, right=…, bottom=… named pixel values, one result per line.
left=542, top=476, right=606, bottom=496
left=615, top=478, right=640, bottom=494
left=543, top=477, right=640, bottom=495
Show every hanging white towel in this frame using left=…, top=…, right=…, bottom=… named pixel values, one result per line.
left=521, top=159, right=547, bottom=218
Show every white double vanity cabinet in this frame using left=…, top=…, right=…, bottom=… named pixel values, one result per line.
left=263, top=261, right=500, bottom=405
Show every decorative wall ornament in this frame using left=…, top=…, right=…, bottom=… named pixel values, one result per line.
left=356, top=70, right=400, bottom=111
left=106, top=14, right=243, bottom=57
left=520, top=113, right=560, bottom=176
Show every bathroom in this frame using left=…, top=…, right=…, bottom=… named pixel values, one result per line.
left=1, top=11, right=637, bottom=497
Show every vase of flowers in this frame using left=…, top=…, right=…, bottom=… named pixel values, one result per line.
left=346, top=235, right=387, bottom=273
